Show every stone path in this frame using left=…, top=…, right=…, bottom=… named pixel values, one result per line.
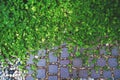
left=0, top=45, right=120, bottom=80
left=25, top=45, right=120, bottom=80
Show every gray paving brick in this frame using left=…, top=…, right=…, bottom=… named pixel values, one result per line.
left=37, top=59, right=46, bottom=66
left=100, top=47, right=106, bottom=54
left=73, top=58, right=82, bottom=68
left=27, top=55, right=34, bottom=64
left=108, top=58, right=118, bottom=68
left=49, top=65, right=58, bottom=74
left=91, top=69, right=100, bottom=78
left=103, top=70, right=112, bottom=78
left=79, top=70, right=88, bottom=78
left=60, top=60, right=69, bottom=65
left=61, top=48, right=69, bottom=58
left=113, top=69, right=120, bottom=79
left=60, top=67, right=69, bottom=78
left=111, top=47, right=119, bottom=56
left=36, top=69, right=45, bottom=79
left=38, top=50, right=46, bottom=57
left=48, top=76, right=57, bottom=80
left=72, top=69, right=78, bottom=78
left=26, top=76, right=34, bottom=80
left=49, top=52, right=57, bottom=63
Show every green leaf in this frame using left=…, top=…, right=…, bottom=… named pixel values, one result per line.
left=75, top=51, right=80, bottom=57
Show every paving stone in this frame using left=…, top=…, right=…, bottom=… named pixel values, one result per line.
left=26, top=76, right=34, bottom=80
left=49, top=65, right=58, bottom=74
left=100, top=47, right=106, bottom=54
left=26, top=66, right=31, bottom=70
left=72, top=69, right=78, bottom=78
left=60, top=67, right=69, bottom=78
left=108, top=58, right=118, bottom=68
left=36, top=69, right=45, bottom=79
left=28, top=69, right=34, bottom=75
left=113, top=69, right=120, bottom=79
left=91, top=70, right=100, bottom=78
left=26, top=66, right=34, bottom=75
left=111, top=47, right=119, bottom=56
left=61, top=48, right=69, bottom=58
left=60, top=60, right=69, bottom=65
left=96, top=58, right=106, bottom=67
left=27, top=55, right=34, bottom=65
left=37, top=59, right=46, bottom=66
left=48, top=76, right=57, bottom=80
left=103, top=70, right=112, bottom=78
left=79, top=70, right=88, bottom=78
left=38, top=50, right=46, bottom=57
left=1, top=45, right=120, bottom=79
left=49, top=52, right=57, bottom=63
left=73, top=58, right=82, bottom=68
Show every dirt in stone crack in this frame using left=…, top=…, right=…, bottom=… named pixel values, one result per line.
left=8, top=70, right=15, bottom=74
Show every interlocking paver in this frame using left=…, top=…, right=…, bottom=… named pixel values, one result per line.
left=99, top=47, right=106, bottom=54
left=60, top=60, right=69, bottom=65
left=36, top=69, right=45, bottom=79
left=61, top=48, right=69, bottom=58
left=73, top=58, right=82, bottom=68
left=79, top=69, right=88, bottom=78
left=72, top=69, right=78, bottom=78
left=37, top=59, right=46, bottom=66
left=27, top=54, right=34, bottom=64
left=49, top=52, right=57, bottom=63
left=26, top=76, right=34, bottom=80
left=49, top=65, right=58, bottom=74
left=111, top=47, right=119, bottom=56
left=113, top=69, right=120, bottom=79
left=108, top=58, right=118, bottom=68
left=91, top=69, right=100, bottom=78
left=96, top=58, right=106, bottom=67
left=60, top=67, right=69, bottom=78
left=38, top=50, right=46, bottom=57
left=103, top=70, right=112, bottom=78
left=48, top=76, right=57, bottom=80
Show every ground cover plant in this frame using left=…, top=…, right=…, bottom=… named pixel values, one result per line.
left=0, top=0, right=120, bottom=70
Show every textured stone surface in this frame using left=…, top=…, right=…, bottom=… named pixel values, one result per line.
left=36, top=69, right=45, bottom=79
left=79, top=70, right=88, bottom=78
left=49, top=52, right=57, bottom=63
left=37, top=59, right=46, bottom=66
left=48, top=76, right=57, bottom=80
left=91, top=70, right=100, bottom=78
left=26, top=76, right=34, bottom=80
left=73, top=58, right=82, bottom=67
left=111, top=47, right=119, bottom=56
left=60, top=67, right=69, bottom=78
left=61, top=48, right=69, bottom=58
left=108, top=58, right=118, bottom=68
left=38, top=50, right=46, bottom=57
left=0, top=45, right=120, bottom=80
left=27, top=54, right=34, bottom=64
left=60, top=60, right=69, bottom=65
left=49, top=65, right=58, bottom=74
left=113, top=69, right=120, bottom=79
left=103, top=70, right=112, bottom=78
left=97, top=58, right=106, bottom=67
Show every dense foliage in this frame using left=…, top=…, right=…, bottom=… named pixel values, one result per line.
left=0, top=0, right=120, bottom=66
